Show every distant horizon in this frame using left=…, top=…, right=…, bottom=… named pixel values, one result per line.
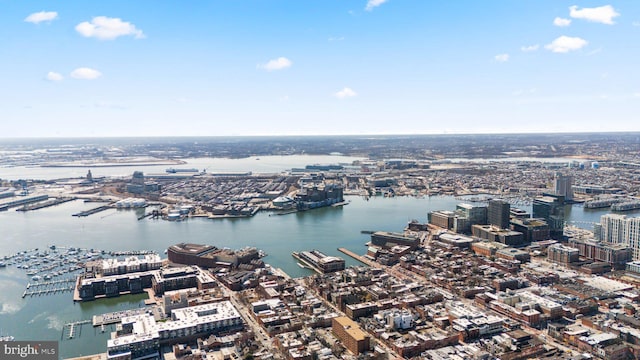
left=1, top=130, right=640, bottom=141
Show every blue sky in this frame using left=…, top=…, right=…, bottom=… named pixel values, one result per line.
left=1, top=1, right=639, bottom=137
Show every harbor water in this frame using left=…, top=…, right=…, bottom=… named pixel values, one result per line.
left=2, top=190, right=640, bottom=357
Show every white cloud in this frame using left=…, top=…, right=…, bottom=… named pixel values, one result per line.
left=365, top=0, right=388, bottom=11
left=46, top=72, right=63, bottom=81
left=633, top=21, right=640, bottom=27
left=75, top=16, right=145, bottom=40
left=569, top=5, right=619, bottom=25
left=70, top=67, right=102, bottom=80
left=328, top=36, right=345, bottom=42
left=554, top=17, right=572, bottom=27
left=494, top=54, right=509, bottom=62
left=545, top=36, right=588, bottom=53
left=334, top=87, right=357, bottom=99
left=521, top=44, right=539, bottom=52
left=258, top=57, right=292, bottom=71
left=634, top=93, right=640, bottom=98
left=24, top=11, right=58, bottom=24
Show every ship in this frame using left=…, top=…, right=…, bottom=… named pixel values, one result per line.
left=0, top=335, right=15, bottom=342
left=166, top=168, right=199, bottom=173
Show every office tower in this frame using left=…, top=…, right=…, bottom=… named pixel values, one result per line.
left=456, top=203, right=488, bottom=225
left=554, top=172, right=573, bottom=201
left=488, top=199, right=510, bottom=229
left=532, top=194, right=565, bottom=240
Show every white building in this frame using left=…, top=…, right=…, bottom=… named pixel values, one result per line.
left=600, top=214, right=640, bottom=260
left=107, top=301, right=243, bottom=360
left=102, top=254, right=163, bottom=276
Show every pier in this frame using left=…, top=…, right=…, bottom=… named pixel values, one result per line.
left=16, top=197, right=76, bottom=212
left=26, top=277, right=76, bottom=289
left=62, top=320, right=92, bottom=340
left=23, top=278, right=77, bottom=297
left=108, top=250, right=156, bottom=256
left=72, top=205, right=112, bottom=217
left=337, top=247, right=377, bottom=267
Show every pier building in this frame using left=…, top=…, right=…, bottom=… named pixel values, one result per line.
left=107, top=301, right=243, bottom=360
left=77, top=266, right=216, bottom=301
left=101, top=255, right=163, bottom=276
left=292, top=250, right=345, bottom=273
left=370, top=231, right=420, bottom=250
left=167, top=243, right=260, bottom=269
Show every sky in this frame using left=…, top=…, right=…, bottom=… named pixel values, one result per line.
left=1, top=1, right=639, bottom=137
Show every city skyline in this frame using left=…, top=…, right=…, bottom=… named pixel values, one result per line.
left=2, top=1, right=639, bottom=137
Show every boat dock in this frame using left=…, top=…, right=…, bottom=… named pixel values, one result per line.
left=23, top=286, right=74, bottom=298
left=72, top=205, right=112, bottom=217
left=26, top=277, right=76, bottom=289
left=62, top=320, right=92, bottom=340
left=23, top=277, right=77, bottom=297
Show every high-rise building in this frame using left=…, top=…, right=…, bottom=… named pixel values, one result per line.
left=600, top=214, right=640, bottom=260
left=553, top=172, right=573, bottom=201
left=488, top=199, right=510, bottom=230
left=532, top=194, right=565, bottom=239
left=456, top=203, right=488, bottom=225
left=600, top=214, right=628, bottom=244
